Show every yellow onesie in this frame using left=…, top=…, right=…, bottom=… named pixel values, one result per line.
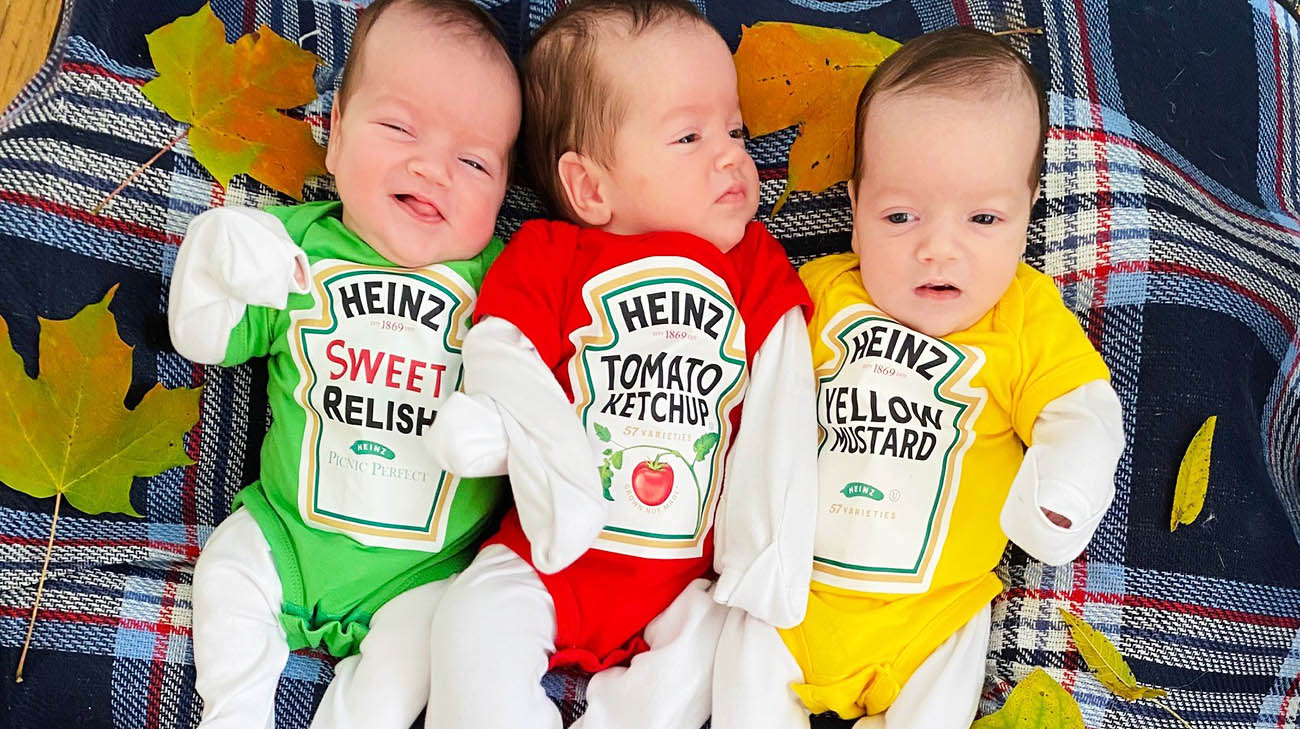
left=780, top=253, right=1110, bottom=719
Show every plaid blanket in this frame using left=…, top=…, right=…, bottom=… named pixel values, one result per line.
left=1, top=1, right=1298, bottom=728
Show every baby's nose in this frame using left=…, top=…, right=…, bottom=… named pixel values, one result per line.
left=408, top=156, right=450, bottom=185
left=916, top=233, right=960, bottom=262
left=715, top=138, right=746, bottom=170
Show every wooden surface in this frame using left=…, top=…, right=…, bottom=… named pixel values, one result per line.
left=1, top=0, right=63, bottom=112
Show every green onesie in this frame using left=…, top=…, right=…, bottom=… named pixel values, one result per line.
left=223, top=200, right=506, bottom=657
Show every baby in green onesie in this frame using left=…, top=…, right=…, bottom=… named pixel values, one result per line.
left=166, top=1, right=521, bottom=728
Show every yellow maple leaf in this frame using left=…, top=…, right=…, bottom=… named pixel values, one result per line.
left=0, top=286, right=201, bottom=681
left=0, top=286, right=201, bottom=514
left=734, top=22, right=900, bottom=215
left=1170, top=415, right=1215, bottom=532
left=972, top=669, right=1084, bottom=729
left=141, top=2, right=326, bottom=199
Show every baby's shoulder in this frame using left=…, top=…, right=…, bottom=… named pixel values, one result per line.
left=797, top=252, right=860, bottom=302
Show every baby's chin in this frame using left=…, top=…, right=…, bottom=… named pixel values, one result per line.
left=900, top=311, right=979, bottom=339
left=696, top=218, right=752, bottom=253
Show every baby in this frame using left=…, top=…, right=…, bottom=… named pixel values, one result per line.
left=712, top=26, right=1126, bottom=729
left=166, top=1, right=520, bottom=727
left=425, top=1, right=818, bottom=728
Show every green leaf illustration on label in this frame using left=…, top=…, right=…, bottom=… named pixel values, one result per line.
left=590, top=420, right=717, bottom=531
left=350, top=440, right=395, bottom=459
left=692, top=432, right=720, bottom=463
left=599, top=464, right=614, bottom=501
left=841, top=481, right=885, bottom=500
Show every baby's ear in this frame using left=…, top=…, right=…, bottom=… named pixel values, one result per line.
left=325, top=102, right=341, bottom=175
left=557, top=151, right=612, bottom=227
left=847, top=182, right=860, bottom=254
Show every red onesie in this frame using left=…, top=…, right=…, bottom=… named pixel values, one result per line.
left=475, top=219, right=810, bottom=671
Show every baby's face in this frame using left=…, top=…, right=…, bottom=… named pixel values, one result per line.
left=595, top=21, right=759, bottom=252
left=326, top=7, right=521, bottom=267
left=851, top=87, right=1039, bottom=338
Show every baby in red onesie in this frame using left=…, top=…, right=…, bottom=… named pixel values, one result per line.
left=425, top=1, right=819, bottom=728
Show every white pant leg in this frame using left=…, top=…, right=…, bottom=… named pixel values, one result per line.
left=426, top=544, right=561, bottom=729
left=192, top=509, right=289, bottom=729
left=852, top=604, right=991, bottom=729
left=711, top=607, right=808, bottom=729
left=311, top=578, right=452, bottom=729
left=573, top=578, right=727, bottom=729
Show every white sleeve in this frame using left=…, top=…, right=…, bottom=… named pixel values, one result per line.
left=167, top=206, right=310, bottom=364
left=429, top=391, right=509, bottom=478
left=428, top=316, right=608, bottom=573
left=712, top=308, right=818, bottom=628
left=1000, top=379, right=1125, bottom=566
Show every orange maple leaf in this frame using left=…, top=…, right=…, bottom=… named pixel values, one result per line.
left=141, top=2, right=326, bottom=199
left=734, top=22, right=900, bottom=215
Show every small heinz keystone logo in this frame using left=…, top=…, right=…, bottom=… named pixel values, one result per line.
left=350, top=440, right=395, bottom=460
left=841, top=482, right=884, bottom=501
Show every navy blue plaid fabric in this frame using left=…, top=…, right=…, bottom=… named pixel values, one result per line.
left=1, top=2, right=1298, bottom=728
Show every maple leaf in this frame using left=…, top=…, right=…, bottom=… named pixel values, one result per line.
left=1170, top=415, right=1215, bottom=532
left=0, top=285, right=201, bottom=680
left=973, top=669, right=1084, bottom=729
left=139, top=2, right=325, bottom=199
left=734, top=22, right=900, bottom=215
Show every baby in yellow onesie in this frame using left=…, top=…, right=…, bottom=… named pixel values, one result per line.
left=712, top=26, right=1126, bottom=729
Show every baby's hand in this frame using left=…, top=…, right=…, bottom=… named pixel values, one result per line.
left=293, top=257, right=309, bottom=290
left=189, top=206, right=309, bottom=306
left=1041, top=508, right=1072, bottom=529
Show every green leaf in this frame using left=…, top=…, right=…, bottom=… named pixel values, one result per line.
left=972, top=669, right=1084, bottom=729
left=692, top=432, right=720, bottom=462
left=1058, top=609, right=1166, bottom=701
left=610, top=451, right=624, bottom=469
left=594, top=422, right=611, bottom=442
left=0, top=286, right=201, bottom=515
left=599, top=464, right=614, bottom=501
left=1171, top=415, right=1215, bottom=532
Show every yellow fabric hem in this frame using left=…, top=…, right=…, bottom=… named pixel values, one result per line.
left=781, top=572, right=1003, bottom=719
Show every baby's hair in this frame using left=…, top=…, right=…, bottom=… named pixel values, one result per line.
left=336, top=0, right=512, bottom=109
left=522, top=0, right=711, bottom=221
left=851, top=26, right=1048, bottom=190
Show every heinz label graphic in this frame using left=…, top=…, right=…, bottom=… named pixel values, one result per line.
left=569, top=258, right=747, bottom=559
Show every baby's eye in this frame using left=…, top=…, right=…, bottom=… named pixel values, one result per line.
left=886, top=212, right=913, bottom=225
left=970, top=213, right=998, bottom=225
left=675, top=133, right=700, bottom=144
left=379, top=122, right=409, bottom=134
left=460, top=158, right=487, bottom=173
left=729, top=126, right=748, bottom=140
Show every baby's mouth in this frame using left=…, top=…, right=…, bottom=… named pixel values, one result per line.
left=715, top=183, right=748, bottom=204
left=395, top=194, right=444, bottom=223
left=914, top=283, right=961, bottom=300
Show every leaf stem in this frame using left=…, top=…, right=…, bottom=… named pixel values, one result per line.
left=91, top=128, right=189, bottom=216
left=16, top=491, right=61, bottom=683
left=1151, top=697, right=1191, bottom=729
